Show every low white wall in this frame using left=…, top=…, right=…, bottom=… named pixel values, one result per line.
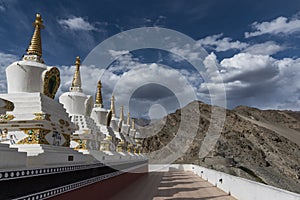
left=149, top=164, right=300, bottom=200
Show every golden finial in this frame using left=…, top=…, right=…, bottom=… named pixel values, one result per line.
left=110, top=95, right=115, bottom=117
left=119, top=106, right=124, bottom=121
left=95, top=80, right=103, bottom=107
left=25, top=13, right=44, bottom=62
left=132, top=119, right=135, bottom=129
left=127, top=112, right=130, bottom=125
left=70, top=56, right=82, bottom=92
left=75, top=56, right=81, bottom=66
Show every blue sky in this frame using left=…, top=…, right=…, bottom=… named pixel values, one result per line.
left=0, top=0, right=300, bottom=118
left=1, top=0, right=300, bottom=64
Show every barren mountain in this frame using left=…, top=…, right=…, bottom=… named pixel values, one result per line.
left=140, top=101, right=300, bottom=193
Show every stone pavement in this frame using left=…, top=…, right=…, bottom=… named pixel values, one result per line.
left=111, top=171, right=236, bottom=200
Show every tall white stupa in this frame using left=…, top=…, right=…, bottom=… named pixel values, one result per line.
left=0, top=12, right=143, bottom=166
left=0, top=13, right=147, bottom=199
left=121, top=112, right=135, bottom=153
left=59, top=56, right=93, bottom=116
left=0, top=14, right=91, bottom=166
left=59, top=57, right=105, bottom=154
left=6, top=14, right=60, bottom=97
left=90, top=82, right=116, bottom=153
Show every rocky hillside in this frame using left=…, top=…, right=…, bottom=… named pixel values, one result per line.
left=140, top=101, right=300, bottom=193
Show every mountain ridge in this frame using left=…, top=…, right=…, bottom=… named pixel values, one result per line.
left=140, top=100, right=300, bottom=193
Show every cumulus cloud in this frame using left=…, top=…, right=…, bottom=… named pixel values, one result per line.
left=153, top=15, right=166, bottom=27
left=58, top=46, right=300, bottom=113
left=108, top=50, right=130, bottom=57
left=220, top=53, right=278, bottom=83
left=58, top=16, right=97, bottom=31
left=275, top=59, right=300, bottom=109
left=212, top=53, right=300, bottom=110
left=0, top=52, right=18, bottom=66
left=197, top=34, right=248, bottom=52
left=0, top=5, right=5, bottom=12
left=0, top=52, right=18, bottom=93
left=112, top=63, right=197, bottom=118
left=245, top=16, right=300, bottom=38
left=57, top=53, right=199, bottom=118
left=170, top=45, right=205, bottom=62
left=198, top=34, right=285, bottom=56
left=57, top=64, right=105, bottom=97
left=243, top=41, right=285, bottom=55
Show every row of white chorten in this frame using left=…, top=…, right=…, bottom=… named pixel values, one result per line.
left=0, top=13, right=143, bottom=156
left=59, top=56, right=143, bottom=154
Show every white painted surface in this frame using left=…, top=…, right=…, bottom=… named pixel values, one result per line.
left=91, top=107, right=108, bottom=126
left=149, top=164, right=300, bottom=200
left=13, top=144, right=97, bottom=166
left=6, top=60, right=47, bottom=93
left=0, top=98, right=13, bottom=114
left=70, top=114, right=105, bottom=150
left=0, top=143, right=27, bottom=169
left=0, top=92, right=76, bottom=146
left=0, top=93, right=73, bottom=124
left=111, top=117, right=120, bottom=132
left=59, top=92, right=93, bottom=116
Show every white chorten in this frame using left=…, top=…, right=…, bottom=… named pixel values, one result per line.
left=129, top=119, right=137, bottom=147
left=90, top=81, right=110, bottom=126
left=0, top=13, right=144, bottom=169
left=120, top=112, right=135, bottom=152
left=90, top=81, right=117, bottom=153
left=110, top=95, right=120, bottom=132
left=59, top=57, right=93, bottom=116
left=59, top=57, right=104, bottom=152
left=6, top=14, right=60, bottom=98
left=0, top=14, right=89, bottom=166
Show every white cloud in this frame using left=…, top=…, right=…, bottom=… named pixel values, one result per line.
left=220, top=53, right=278, bottom=83
left=57, top=49, right=300, bottom=114
left=0, top=52, right=18, bottom=93
left=108, top=50, right=130, bottom=57
left=57, top=64, right=104, bottom=97
left=243, top=41, right=285, bottom=55
left=197, top=34, right=248, bottom=52
left=58, top=16, right=97, bottom=31
left=58, top=53, right=199, bottom=118
left=111, top=63, right=197, bottom=118
left=198, top=34, right=285, bottom=56
left=245, top=16, right=300, bottom=38
left=153, top=15, right=166, bottom=27
left=0, top=5, right=5, bottom=12
left=209, top=52, right=300, bottom=110
left=169, top=43, right=208, bottom=63
left=0, top=52, right=18, bottom=66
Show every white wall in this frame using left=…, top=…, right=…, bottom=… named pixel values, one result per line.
left=149, top=164, right=300, bottom=200
left=6, top=61, right=47, bottom=93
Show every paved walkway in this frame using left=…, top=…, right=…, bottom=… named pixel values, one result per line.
left=111, top=171, right=236, bottom=200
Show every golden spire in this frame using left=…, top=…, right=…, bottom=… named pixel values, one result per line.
left=95, top=80, right=103, bottom=107
left=119, top=106, right=124, bottom=121
left=110, top=95, right=115, bottom=117
left=127, top=112, right=130, bottom=125
left=70, top=56, right=82, bottom=92
left=132, top=119, right=135, bottom=129
left=24, top=13, right=45, bottom=62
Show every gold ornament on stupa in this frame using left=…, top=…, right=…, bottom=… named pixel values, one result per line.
left=23, top=13, right=45, bottom=63
left=95, top=80, right=103, bottom=107
left=70, top=56, right=82, bottom=92
left=132, top=119, right=135, bottom=129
